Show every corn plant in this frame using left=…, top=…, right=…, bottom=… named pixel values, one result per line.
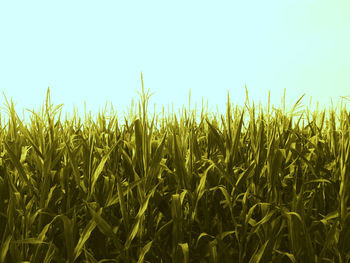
left=0, top=74, right=349, bottom=262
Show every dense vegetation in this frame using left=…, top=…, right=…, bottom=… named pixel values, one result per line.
left=0, top=75, right=350, bottom=262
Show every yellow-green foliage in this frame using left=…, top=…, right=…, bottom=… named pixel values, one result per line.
left=0, top=74, right=350, bottom=262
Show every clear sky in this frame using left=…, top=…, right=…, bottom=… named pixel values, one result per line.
left=0, top=0, right=349, bottom=126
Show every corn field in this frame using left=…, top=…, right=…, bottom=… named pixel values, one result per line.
left=0, top=74, right=350, bottom=262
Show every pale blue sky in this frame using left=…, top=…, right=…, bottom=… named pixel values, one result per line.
left=0, top=0, right=349, bottom=125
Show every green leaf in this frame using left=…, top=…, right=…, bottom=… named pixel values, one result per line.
left=137, top=241, right=153, bottom=263
left=0, top=235, right=12, bottom=263
left=73, top=220, right=97, bottom=261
